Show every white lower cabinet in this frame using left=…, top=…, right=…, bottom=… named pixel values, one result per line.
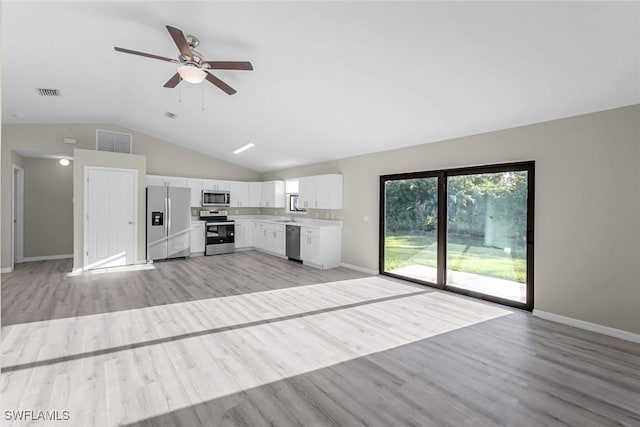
left=234, top=221, right=254, bottom=249
left=266, top=229, right=285, bottom=256
left=253, top=222, right=267, bottom=250
left=300, top=226, right=342, bottom=269
left=235, top=219, right=340, bottom=268
left=190, top=222, right=205, bottom=254
left=300, top=234, right=321, bottom=265
left=235, top=222, right=245, bottom=249
left=253, top=221, right=285, bottom=256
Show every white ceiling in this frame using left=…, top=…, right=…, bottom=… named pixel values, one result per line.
left=3, top=1, right=639, bottom=172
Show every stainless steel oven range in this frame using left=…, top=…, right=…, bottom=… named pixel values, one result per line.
left=199, top=210, right=235, bottom=256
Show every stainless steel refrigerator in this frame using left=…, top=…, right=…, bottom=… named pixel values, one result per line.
left=146, top=186, right=191, bottom=260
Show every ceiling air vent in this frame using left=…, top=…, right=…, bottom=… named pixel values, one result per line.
left=96, top=129, right=132, bottom=154
left=36, top=88, right=61, bottom=97
left=165, top=111, right=177, bottom=119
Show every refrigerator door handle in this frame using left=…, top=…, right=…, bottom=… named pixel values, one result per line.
left=168, top=198, right=172, bottom=236
left=164, top=197, right=169, bottom=236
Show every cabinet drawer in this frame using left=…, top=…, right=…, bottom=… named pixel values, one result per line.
left=301, top=227, right=321, bottom=238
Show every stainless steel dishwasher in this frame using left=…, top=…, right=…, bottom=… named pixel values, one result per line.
left=286, top=225, right=301, bottom=261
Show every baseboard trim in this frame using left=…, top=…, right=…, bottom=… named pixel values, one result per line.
left=533, top=309, right=640, bottom=344
left=23, top=254, right=73, bottom=262
left=340, top=262, right=378, bottom=275
left=1, top=267, right=13, bottom=273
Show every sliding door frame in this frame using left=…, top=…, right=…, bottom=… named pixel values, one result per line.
left=379, top=170, right=444, bottom=289
left=380, top=161, right=535, bottom=311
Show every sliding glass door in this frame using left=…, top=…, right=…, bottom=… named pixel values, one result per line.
left=382, top=176, right=440, bottom=285
left=380, top=162, right=534, bottom=310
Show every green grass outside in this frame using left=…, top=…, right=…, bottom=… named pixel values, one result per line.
left=384, top=234, right=526, bottom=283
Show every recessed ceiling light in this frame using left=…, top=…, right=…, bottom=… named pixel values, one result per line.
left=59, top=158, right=70, bottom=166
left=233, top=143, right=255, bottom=154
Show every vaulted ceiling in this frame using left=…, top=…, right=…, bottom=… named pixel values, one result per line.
left=3, top=1, right=639, bottom=172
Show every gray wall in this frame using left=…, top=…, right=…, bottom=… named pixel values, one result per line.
left=22, top=158, right=73, bottom=258
left=263, top=105, right=640, bottom=335
left=1, top=123, right=261, bottom=269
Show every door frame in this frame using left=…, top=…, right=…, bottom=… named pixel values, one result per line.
left=379, top=161, right=535, bottom=311
left=379, top=170, right=444, bottom=289
left=12, top=164, right=24, bottom=269
left=84, top=166, right=138, bottom=270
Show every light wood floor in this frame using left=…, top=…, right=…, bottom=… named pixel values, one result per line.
left=2, top=251, right=639, bottom=426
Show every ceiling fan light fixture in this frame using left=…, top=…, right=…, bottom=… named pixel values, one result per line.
left=178, top=65, right=206, bottom=84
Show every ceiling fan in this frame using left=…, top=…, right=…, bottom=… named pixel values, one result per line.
left=114, top=25, right=253, bottom=95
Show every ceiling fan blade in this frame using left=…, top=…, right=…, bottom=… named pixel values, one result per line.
left=163, top=73, right=182, bottom=88
left=203, top=61, right=254, bottom=71
left=166, top=25, right=193, bottom=59
left=114, top=47, right=178, bottom=63
left=205, top=72, right=237, bottom=95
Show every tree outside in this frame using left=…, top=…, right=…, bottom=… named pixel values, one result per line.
left=384, top=172, right=527, bottom=284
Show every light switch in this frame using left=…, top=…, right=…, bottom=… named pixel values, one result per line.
left=363, top=215, right=369, bottom=222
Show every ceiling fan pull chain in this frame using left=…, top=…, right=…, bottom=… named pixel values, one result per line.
left=178, top=83, right=182, bottom=103
left=201, top=84, right=205, bottom=112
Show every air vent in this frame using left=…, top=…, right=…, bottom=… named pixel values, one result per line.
left=165, top=111, right=178, bottom=119
left=96, top=130, right=132, bottom=154
left=36, top=88, right=61, bottom=97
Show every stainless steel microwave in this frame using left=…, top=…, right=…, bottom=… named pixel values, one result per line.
left=202, top=190, right=230, bottom=207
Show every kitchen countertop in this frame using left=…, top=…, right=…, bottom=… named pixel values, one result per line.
left=229, top=215, right=342, bottom=228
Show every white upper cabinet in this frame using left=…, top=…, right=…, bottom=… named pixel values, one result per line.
left=248, top=182, right=263, bottom=207
left=298, top=176, right=317, bottom=209
left=201, top=179, right=230, bottom=192
left=298, top=174, right=343, bottom=209
left=229, top=181, right=250, bottom=208
left=146, top=175, right=166, bottom=187
left=261, top=181, right=285, bottom=208
left=146, top=175, right=187, bottom=188
left=187, top=178, right=202, bottom=207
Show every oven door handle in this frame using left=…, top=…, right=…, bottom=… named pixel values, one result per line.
left=206, top=222, right=235, bottom=226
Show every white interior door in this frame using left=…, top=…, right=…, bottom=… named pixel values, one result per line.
left=86, top=168, right=137, bottom=269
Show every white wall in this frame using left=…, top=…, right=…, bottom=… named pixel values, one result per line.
left=263, top=105, right=640, bottom=335
left=0, top=123, right=261, bottom=268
